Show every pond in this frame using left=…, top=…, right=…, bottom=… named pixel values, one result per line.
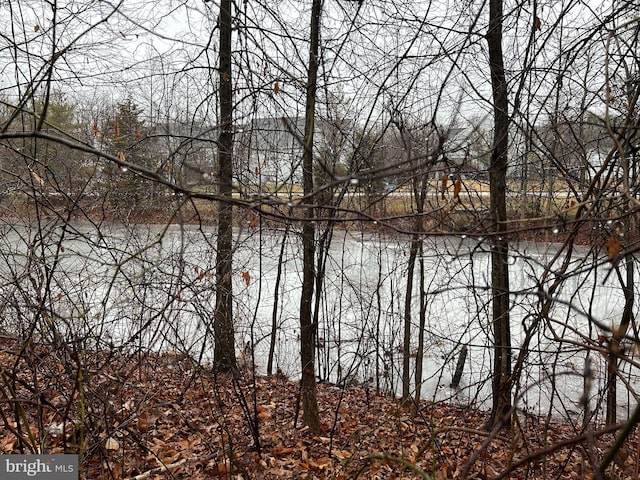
left=0, top=220, right=635, bottom=423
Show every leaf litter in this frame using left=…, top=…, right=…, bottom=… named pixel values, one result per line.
left=0, top=338, right=638, bottom=479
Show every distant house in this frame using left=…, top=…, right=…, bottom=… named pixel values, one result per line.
left=235, top=116, right=306, bottom=188
left=155, top=120, right=217, bottom=188
left=153, top=116, right=313, bottom=191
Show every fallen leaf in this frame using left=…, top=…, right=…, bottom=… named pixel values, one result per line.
left=48, top=422, right=64, bottom=438
left=306, top=456, right=331, bottom=469
left=272, top=447, right=296, bottom=455
left=105, top=437, right=119, bottom=450
left=136, top=413, right=149, bottom=432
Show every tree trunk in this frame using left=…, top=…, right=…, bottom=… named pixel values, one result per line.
left=214, top=0, right=236, bottom=373
left=606, top=168, right=635, bottom=424
left=605, top=71, right=639, bottom=424
left=298, top=0, right=322, bottom=433
left=267, top=226, right=289, bottom=376
left=402, top=232, right=419, bottom=402
left=486, top=0, right=512, bottom=429
left=606, top=254, right=634, bottom=425
left=411, top=164, right=428, bottom=413
left=412, top=240, right=426, bottom=414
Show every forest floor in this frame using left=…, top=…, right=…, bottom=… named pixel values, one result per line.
left=0, top=344, right=638, bottom=479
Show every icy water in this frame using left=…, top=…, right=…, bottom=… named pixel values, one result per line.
left=0, top=221, right=636, bottom=422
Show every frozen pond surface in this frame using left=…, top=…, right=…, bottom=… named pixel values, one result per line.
left=0, top=220, right=637, bottom=422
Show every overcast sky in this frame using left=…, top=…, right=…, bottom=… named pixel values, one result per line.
left=0, top=0, right=634, bottom=135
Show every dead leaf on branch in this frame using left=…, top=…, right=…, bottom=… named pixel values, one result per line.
left=440, top=172, right=448, bottom=199
left=453, top=177, right=462, bottom=201
left=534, top=16, right=542, bottom=31
left=604, top=236, right=621, bottom=261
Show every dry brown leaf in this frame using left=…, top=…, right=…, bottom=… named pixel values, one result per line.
left=160, top=449, right=181, bottom=464
left=453, top=177, right=462, bottom=201
left=177, top=436, right=201, bottom=451
left=257, top=405, right=270, bottom=419
left=605, top=236, right=621, bottom=261
left=136, top=412, right=149, bottom=432
left=306, top=456, right=331, bottom=469
left=440, top=172, right=448, bottom=199
left=272, top=447, right=296, bottom=455
left=534, top=16, right=541, bottom=31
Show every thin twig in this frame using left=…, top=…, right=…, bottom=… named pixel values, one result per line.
left=125, top=454, right=219, bottom=480
left=494, top=422, right=625, bottom=479
left=363, top=453, right=433, bottom=479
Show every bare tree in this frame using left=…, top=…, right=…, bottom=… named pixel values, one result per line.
left=3, top=0, right=640, bottom=477
left=213, top=0, right=237, bottom=372
left=603, top=17, right=640, bottom=425
left=297, top=0, right=323, bottom=433
left=485, top=0, right=512, bottom=430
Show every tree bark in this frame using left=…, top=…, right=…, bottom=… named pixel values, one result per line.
left=606, top=252, right=634, bottom=425
left=267, top=226, right=289, bottom=376
left=606, top=168, right=635, bottom=425
left=214, top=0, right=236, bottom=373
left=486, top=0, right=512, bottom=429
left=402, top=232, right=418, bottom=402
left=605, top=70, right=639, bottom=425
left=298, top=0, right=322, bottom=433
